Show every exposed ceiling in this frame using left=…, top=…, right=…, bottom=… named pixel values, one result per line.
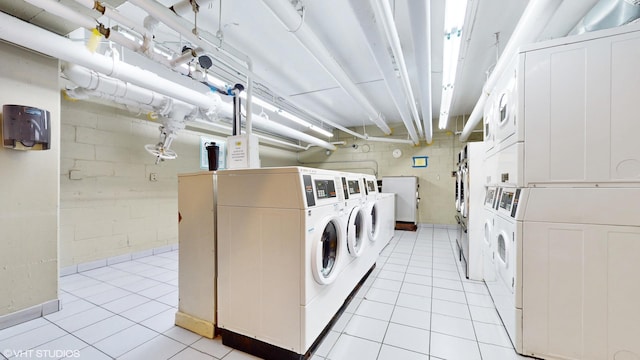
left=0, top=0, right=599, bottom=145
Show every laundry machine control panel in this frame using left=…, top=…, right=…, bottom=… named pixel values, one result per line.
left=484, top=187, right=497, bottom=210
left=496, top=188, right=522, bottom=219
left=314, top=179, right=337, bottom=199
left=347, top=180, right=361, bottom=195
left=304, top=175, right=339, bottom=208
left=366, top=180, right=377, bottom=193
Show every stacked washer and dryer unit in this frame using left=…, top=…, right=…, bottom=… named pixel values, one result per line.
left=455, top=142, right=485, bottom=280
left=216, top=167, right=387, bottom=360
left=482, top=24, right=640, bottom=360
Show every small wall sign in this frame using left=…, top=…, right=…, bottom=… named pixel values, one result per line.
left=412, top=156, right=428, bottom=168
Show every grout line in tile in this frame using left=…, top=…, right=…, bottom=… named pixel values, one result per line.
left=427, top=226, right=435, bottom=359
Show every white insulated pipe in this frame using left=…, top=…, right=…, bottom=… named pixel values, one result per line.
left=206, top=98, right=336, bottom=150
left=408, top=0, right=434, bottom=144
left=128, top=0, right=254, bottom=134
left=73, top=0, right=154, bottom=40
left=66, top=87, right=157, bottom=113
left=372, top=0, right=424, bottom=138
left=27, top=0, right=152, bottom=63
left=1, top=2, right=337, bottom=151
left=0, top=11, right=217, bottom=111
left=63, top=63, right=337, bottom=150
left=348, top=0, right=419, bottom=144
left=459, top=0, right=564, bottom=141
left=25, top=0, right=96, bottom=29
left=161, top=0, right=408, bottom=146
left=170, top=0, right=214, bottom=17
left=261, top=0, right=391, bottom=135
left=63, top=63, right=171, bottom=110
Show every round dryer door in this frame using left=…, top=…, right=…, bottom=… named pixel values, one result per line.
left=496, top=230, right=513, bottom=293
left=367, top=203, right=380, bottom=242
left=462, top=166, right=469, bottom=218
left=484, top=220, right=492, bottom=247
left=347, top=207, right=365, bottom=257
left=455, top=170, right=461, bottom=211
left=312, top=217, right=341, bottom=285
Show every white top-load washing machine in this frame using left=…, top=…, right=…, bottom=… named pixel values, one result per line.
left=216, top=167, right=360, bottom=359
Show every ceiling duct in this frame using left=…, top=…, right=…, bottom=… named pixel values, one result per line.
left=570, top=0, right=640, bottom=35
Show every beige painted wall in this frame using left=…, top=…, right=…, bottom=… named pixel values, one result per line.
left=299, top=124, right=466, bottom=225
left=60, top=100, right=298, bottom=267
left=0, top=42, right=60, bottom=316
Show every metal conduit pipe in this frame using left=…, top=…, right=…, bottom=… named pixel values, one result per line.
left=261, top=0, right=392, bottom=135
left=408, top=0, right=434, bottom=144
left=348, top=0, right=419, bottom=145
left=460, top=0, right=564, bottom=141
left=372, top=0, right=423, bottom=138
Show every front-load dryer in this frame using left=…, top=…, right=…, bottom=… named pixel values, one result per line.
left=217, top=167, right=359, bottom=359
left=487, top=186, right=527, bottom=353
left=484, top=92, right=497, bottom=154
left=482, top=186, right=498, bottom=284
left=492, top=56, right=522, bottom=153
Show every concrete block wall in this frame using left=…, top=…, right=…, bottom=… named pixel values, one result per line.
left=60, top=100, right=298, bottom=267
left=299, top=123, right=466, bottom=225
left=0, top=41, right=60, bottom=319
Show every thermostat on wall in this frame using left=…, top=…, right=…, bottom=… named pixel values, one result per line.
left=392, top=149, right=402, bottom=158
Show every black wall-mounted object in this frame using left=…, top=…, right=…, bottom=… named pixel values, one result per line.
left=2, top=104, right=51, bottom=150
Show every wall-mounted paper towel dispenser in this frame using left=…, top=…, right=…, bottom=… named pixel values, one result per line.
left=2, top=105, right=50, bottom=150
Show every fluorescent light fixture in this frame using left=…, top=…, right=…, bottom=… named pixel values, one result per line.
left=241, top=91, right=335, bottom=137
left=278, top=110, right=333, bottom=137
left=239, top=93, right=279, bottom=113
left=439, top=0, right=468, bottom=130
left=309, top=125, right=334, bottom=138
left=206, top=74, right=227, bottom=90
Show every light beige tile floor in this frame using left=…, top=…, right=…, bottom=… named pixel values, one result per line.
left=0, top=227, right=530, bottom=359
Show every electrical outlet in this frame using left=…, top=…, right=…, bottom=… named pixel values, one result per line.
left=149, top=173, right=158, bottom=182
